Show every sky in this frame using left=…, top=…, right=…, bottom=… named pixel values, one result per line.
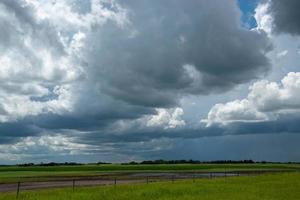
left=0, top=0, right=300, bottom=164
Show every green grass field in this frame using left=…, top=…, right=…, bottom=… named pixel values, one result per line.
left=0, top=163, right=299, bottom=183
left=0, top=173, right=299, bottom=200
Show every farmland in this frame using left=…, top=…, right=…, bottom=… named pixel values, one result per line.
left=0, top=163, right=299, bottom=183
left=0, top=172, right=299, bottom=200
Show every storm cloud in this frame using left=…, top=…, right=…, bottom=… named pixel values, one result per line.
left=85, top=0, right=271, bottom=107
left=1, top=0, right=300, bottom=163
left=266, top=0, right=300, bottom=35
left=0, top=0, right=271, bottom=127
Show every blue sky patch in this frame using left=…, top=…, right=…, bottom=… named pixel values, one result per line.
left=238, top=0, right=260, bottom=29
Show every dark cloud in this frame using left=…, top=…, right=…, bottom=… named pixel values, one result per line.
left=0, top=0, right=271, bottom=126
left=0, top=121, right=40, bottom=145
left=1, top=0, right=34, bottom=22
left=84, top=0, right=271, bottom=108
left=1, top=108, right=300, bottom=162
left=0, top=0, right=64, bottom=56
left=151, top=133, right=300, bottom=162
left=267, top=0, right=300, bottom=35
left=66, top=113, right=300, bottom=147
left=1, top=0, right=291, bottom=163
left=0, top=136, right=20, bottom=145
left=4, top=111, right=298, bottom=148
left=16, top=0, right=272, bottom=137
left=0, top=122, right=40, bottom=138
left=44, top=113, right=299, bottom=163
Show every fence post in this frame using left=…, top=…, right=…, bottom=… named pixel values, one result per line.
left=16, top=182, right=20, bottom=199
left=114, top=177, right=117, bottom=186
left=193, top=174, right=195, bottom=183
left=72, top=179, right=75, bottom=192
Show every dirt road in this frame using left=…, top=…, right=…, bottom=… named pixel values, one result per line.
left=0, top=171, right=267, bottom=193
left=0, top=179, right=144, bottom=192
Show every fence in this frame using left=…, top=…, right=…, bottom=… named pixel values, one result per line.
left=7, top=170, right=296, bottom=199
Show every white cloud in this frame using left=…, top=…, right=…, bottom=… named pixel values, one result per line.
left=254, top=0, right=273, bottom=35
left=249, top=72, right=300, bottom=112
left=26, top=0, right=129, bottom=29
left=0, top=134, right=93, bottom=161
left=276, top=50, right=288, bottom=58
left=0, top=0, right=282, bottom=162
left=203, top=72, right=300, bottom=126
left=0, top=0, right=272, bottom=125
left=0, top=84, right=73, bottom=122
left=202, top=99, right=268, bottom=126
left=147, top=108, right=186, bottom=129
left=0, top=0, right=127, bottom=122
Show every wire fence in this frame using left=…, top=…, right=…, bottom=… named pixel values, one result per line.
left=3, top=170, right=296, bottom=199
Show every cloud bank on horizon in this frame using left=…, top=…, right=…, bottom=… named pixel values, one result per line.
left=0, top=0, right=300, bottom=163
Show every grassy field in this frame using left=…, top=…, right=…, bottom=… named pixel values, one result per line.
left=0, top=163, right=299, bottom=183
left=0, top=173, right=299, bottom=200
